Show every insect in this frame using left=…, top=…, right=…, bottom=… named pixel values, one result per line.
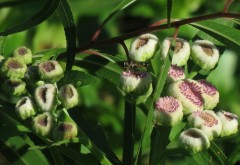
left=123, top=60, right=149, bottom=71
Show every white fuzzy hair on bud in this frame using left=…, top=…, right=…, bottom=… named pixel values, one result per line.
left=161, top=37, right=190, bottom=66
left=191, top=40, right=219, bottom=70
left=188, top=110, right=222, bottom=140
left=129, top=33, right=159, bottom=62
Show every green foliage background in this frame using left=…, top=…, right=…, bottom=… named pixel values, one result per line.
left=0, top=0, right=240, bottom=164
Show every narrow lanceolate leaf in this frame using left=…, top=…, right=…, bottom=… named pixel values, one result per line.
left=0, top=36, right=7, bottom=54
left=112, top=0, right=136, bottom=12
left=57, top=0, right=76, bottom=70
left=209, top=142, right=227, bottom=165
left=191, top=21, right=240, bottom=52
left=0, top=0, right=60, bottom=36
left=226, top=143, right=240, bottom=165
left=57, top=70, right=99, bottom=87
left=134, top=54, right=171, bottom=165
left=167, top=0, right=172, bottom=27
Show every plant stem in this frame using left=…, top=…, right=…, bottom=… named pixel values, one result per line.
left=123, top=101, right=136, bottom=165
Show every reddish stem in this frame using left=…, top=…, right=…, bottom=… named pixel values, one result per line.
left=223, top=0, right=234, bottom=13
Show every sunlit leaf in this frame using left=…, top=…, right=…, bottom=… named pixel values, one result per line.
left=191, top=21, right=240, bottom=52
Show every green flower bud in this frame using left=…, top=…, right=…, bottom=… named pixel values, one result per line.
left=13, top=46, right=32, bottom=65
left=58, top=84, right=79, bottom=109
left=15, top=96, right=37, bottom=120
left=53, top=122, right=78, bottom=141
left=154, top=96, right=183, bottom=126
left=188, top=110, right=222, bottom=140
left=167, top=65, right=185, bottom=83
left=179, top=128, right=210, bottom=153
left=129, top=33, right=159, bottom=62
left=38, top=60, right=64, bottom=83
left=161, top=38, right=190, bottom=66
left=168, top=80, right=204, bottom=114
left=0, top=57, right=27, bottom=78
left=191, top=40, right=219, bottom=70
left=120, top=70, right=152, bottom=96
left=2, top=78, right=26, bottom=96
left=216, top=110, right=238, bottom=137
left=33, top=112, right=55, bottom=137
left=34, top=84, right=57, bottom=112
left=198, top=80, right=219, bottom=109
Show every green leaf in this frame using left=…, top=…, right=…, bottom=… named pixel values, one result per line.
left=149, top=126, right=171, bottom=165
left=209, top=142, right=227, bottom=165
left=0, top=125, right=30, bottom=140
left=0, top=0, right=60, bottom=36
left=75, top=54, right=123, bottom=85
left=192, top=151, right=216, bottom=165
left=57, top=70, right=99, bottom=87
left=227, top=144, right=240, bottom=165
left=57, top=0, right=76, bottom=70
left=191, top=20, right=240, bottom=52
left=134, top=55, right=171, bottom=165
left=112, top=0, right=136, bottom=12
left=167, top=0, right=172, bottom=27
left=34, top=48, right=66, bottom=61
left=49, top=148, right=65, bottom=165
left=169, top=122, right=186, bottom=141
left=0, top=36, right=7, bottom=55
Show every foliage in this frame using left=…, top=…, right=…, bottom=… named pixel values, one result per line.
left=0, top=0, right=240, bottom=165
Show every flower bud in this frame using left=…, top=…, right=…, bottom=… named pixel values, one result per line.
left=216, top=110, right=238, bottom=137
left=129, top=33, right=159, bottom=62
left=53, top=122, right=78, bottom=141
left=33, top=113, right=55, bottom=137
left=38, top=60, right=64, bottom=83
left=168, top=80, right=204, bottom=114
left=179, top=128, right=210, bottom=153
left=58, top=84, right=79, bottom=109
left=161, top=38, right=190, bottom=66
left=191, top=40, right=219, bottom=70
left=13, top=46, right=32, bottom=65
left=120, top=70, right=152, bottom=96
left=0, top=57, right=27, bottom=78
left=167, top=65, right=185, bottom=83
left=188, top=110, right=222, bottom=140
left=34, top=84, right=57, bottom=112
left=2, top=78, right=26, bottom=96
left=154, top=96, right=183, bottom=126
left=15, top=96, right=37, bottom=120
left=198, top=80, right=219, bottom=109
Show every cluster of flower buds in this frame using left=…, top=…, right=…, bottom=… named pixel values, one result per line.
left=120, top=33, right=159, bottom=104
left=0, top=46, right=80, bottom=141
left=152, top=38, right=239, bottom=153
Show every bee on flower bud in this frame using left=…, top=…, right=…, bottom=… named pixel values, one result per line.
left=179, top=128, right=210, bottom=153
left=161, top=37, right=190, bottom=66
left=188, top=110, right=222, bottom=140
left=154, top=96, right=183, bottom=126
left=129, top=33, right=159, bottom=62
left=191, top=40, right=219, bottom=70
